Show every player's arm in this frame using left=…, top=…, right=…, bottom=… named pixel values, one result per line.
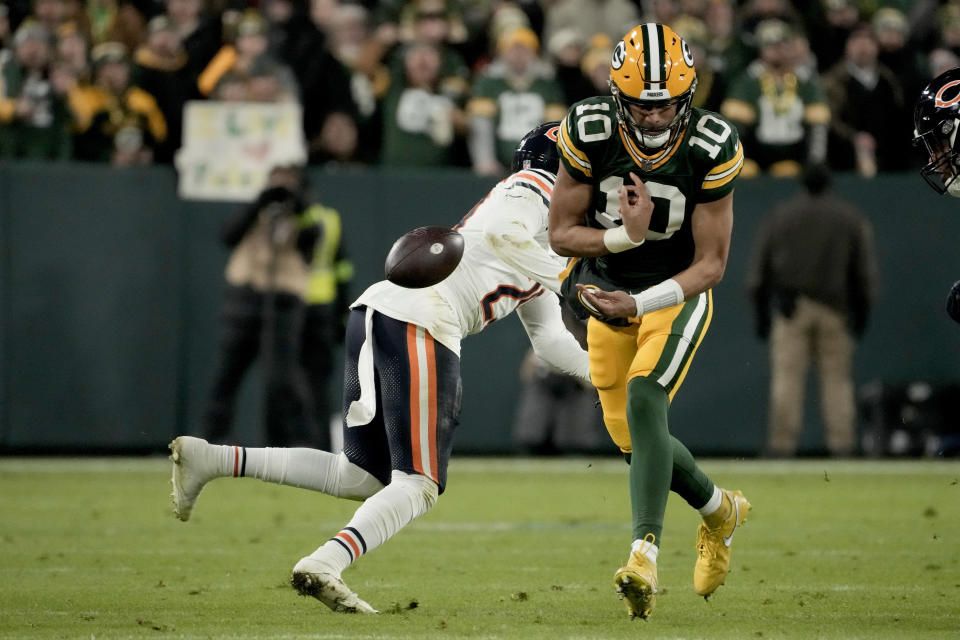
left=577, top=192, right=734, bottom=319
left=672, top=191, right=734, bottom=297
left=516, top=292, right=591, bottom=384
left=483, top=192, right=566, bottom=294
left=549, top=167, right=651, bottom=257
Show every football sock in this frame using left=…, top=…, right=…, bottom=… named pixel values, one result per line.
left=218, top=446, right=383, bottom=500
left=304, top=470, right=439, bottom=575
left=700, top=487, right=732, bottom=529
left=669, top=437, right=717, bottom=509
left=626, top=376, right=673, bottom=543
left=631, top=536, right=659, bottom=564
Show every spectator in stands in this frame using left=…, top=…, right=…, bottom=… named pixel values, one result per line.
left=271, top=0, right=358, bottom=167
left=872, top=7, right=926, bottom=103
left=69, top=41, right=166, bottom=164
left=326, top=2, right=377, bottom=127
left=746, top=164, right=878, bottom=458
left=822, top=24, right=908, bottom=176
left=364, top=0, right=471, bottom=113
left=54, top=21, right=89, bottom=81
left=204, top=164, right=318, bottom=447
left=378, top=40, right=465, bottom=167
left=132, top=15, right=198, bottom=163
left=805, top=0, right=859, bottom=73
left=0, top=20, right=72, bottom=159
left=701, top=0, right=749, bottom=77
left=165, top=0, right=222, bottom=86
left=466, top=27, right=565, bottom=176
left=199, top=10, right=271, bottom=97
left=541, top=0, right=639, bottom=49
left=245, top=54, right=298, bottom=103
left=673, top=15, right=727, bottom=113
left=547, top=28, right=592, bottom=106
left=83, top=0, right=147, bottom=53
left=940, top=8, right=960, bottom=52
left=579, top=38, right=612, bottom=97
left=928, top=47, right=960, bottom=79
left=31, top=0, right=67, bottom=38
left=721, top=19, right=830, bottom=178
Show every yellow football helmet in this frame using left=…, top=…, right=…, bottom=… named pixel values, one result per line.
left=609, top=23, right=698, bottom=150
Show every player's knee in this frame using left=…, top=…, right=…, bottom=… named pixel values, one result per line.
left=390, top=470, right=439, bottom=512
left=336, top=452, right=385, bottom=501
left=627, top=376, right=667, bottom=407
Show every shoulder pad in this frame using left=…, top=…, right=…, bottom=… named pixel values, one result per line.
left=687, top=109, right=743, bottom=197
left=558, top=96, right=618, bottom=181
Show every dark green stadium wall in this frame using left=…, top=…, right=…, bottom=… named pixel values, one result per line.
left=1, top=163, right=959, bottom=454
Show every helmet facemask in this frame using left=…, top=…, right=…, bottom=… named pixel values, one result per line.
left=915, top=119, right=960, bottom=197
left=610, top=77, right=697, bottom=151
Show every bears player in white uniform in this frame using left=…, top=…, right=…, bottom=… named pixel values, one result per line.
left=167, top=122, right=590, bottom=613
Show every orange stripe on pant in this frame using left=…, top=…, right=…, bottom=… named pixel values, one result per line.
left=406, top=324, right=439, bottom=483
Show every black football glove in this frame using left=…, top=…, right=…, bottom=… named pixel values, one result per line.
left=946, top=280, right=960, bottom=324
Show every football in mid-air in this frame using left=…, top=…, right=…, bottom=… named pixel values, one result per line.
left=384, top=226, right=465, bottom=288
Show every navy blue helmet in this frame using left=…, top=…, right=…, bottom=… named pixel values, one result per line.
left=511, top=121, right=561, bottom=174
left=914, top=67, right=960, bottom=197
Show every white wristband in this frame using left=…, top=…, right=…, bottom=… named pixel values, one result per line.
left=631, top=279, right=685, bottom=317
left=603, top=225, right=645, bottom=253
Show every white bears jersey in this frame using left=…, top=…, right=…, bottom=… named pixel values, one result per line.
left=352, top=169, right=589, bottom=381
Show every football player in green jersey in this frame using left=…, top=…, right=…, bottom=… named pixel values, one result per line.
left=548, top=23, right=751, bottom=620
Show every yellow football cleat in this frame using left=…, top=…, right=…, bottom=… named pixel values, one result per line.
left=613, top=535, right=659, bottom=620
left=694, top=489, right=751, bottom=597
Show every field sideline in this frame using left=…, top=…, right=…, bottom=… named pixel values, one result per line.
left=1, top=456, right=958, bottom=639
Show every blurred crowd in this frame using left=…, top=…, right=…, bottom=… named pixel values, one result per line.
left=0, top=0, right=957, bottom=174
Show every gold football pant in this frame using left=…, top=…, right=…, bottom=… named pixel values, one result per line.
left=587, top=291, right=713, bottom=453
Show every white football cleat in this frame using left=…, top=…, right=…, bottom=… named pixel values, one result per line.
left=291, top=557, right=378, bottom=614
left=169, top=436, right=219, bottom=522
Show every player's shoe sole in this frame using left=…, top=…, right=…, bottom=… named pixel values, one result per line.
left=694, top=489, right=751, bottom=597
left=614, top=568, right=657, bottom=620
left=291, top=566, right=378, bottom=614
left=168, top=436, right=216, bottom=522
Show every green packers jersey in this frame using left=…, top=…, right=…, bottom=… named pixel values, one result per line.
left=723, top=64, right=829, bottom=148
left=468, top=71, right=567, bottom=167
left=557, top=96, right=743, bottom=317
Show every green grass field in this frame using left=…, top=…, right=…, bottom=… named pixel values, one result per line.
left=1, top=456, right=958, bottom=639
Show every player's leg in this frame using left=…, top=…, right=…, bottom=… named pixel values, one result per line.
left=812, top=301, right=856, bottom=456
left=628, top=291, right=750, bottom=598
left=586, top=317, right=660, bottom=618
left=766, top=299, right=812, bottom=456
left=293, top=312, right=460, bottom=612
left=170, top=308, right=386, bottom=522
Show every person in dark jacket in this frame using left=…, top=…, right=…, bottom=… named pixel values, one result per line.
left=746, top=164, right=879, bottom=457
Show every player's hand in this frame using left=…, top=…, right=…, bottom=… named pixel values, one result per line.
left=576, top=284, right=638, bottom=319
left=618, top=172, right=653, bottom=243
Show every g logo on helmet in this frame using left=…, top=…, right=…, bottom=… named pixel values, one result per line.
left=681, top=40, right=694, bottom=67
left=935, top=80, right=960, bottom=108
left=611, top=41, right=626, bottom=70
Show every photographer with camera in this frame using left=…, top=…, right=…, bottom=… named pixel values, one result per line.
left=203, top=165, right=318, bottom=446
